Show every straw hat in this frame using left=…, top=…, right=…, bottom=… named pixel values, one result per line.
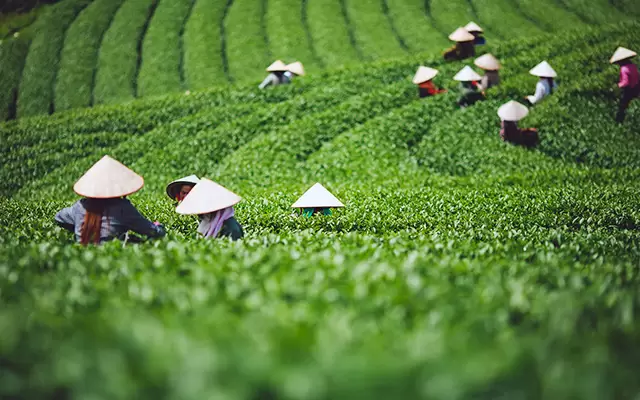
left=498, top=100, right=529, bottom=121
left=610, top=47, right=637, bottom=64
left=291, top=183, right=344, bottom=209
left=175, top=178, right=241, bottom=215
left=448, top=27, right=474, bottom=42
left=464, top=21, right=483, bottom=33
left=412, top=66, right=439, bottom=84
left=529, top=61, right=557, bottom=78
left=453, top=65, right=482, bottom=82
left=266, top=60, right=288, bottom=72
left=286, top=61, right=305, bottom=76
left=474, top=53, right=501, bottom=71
left=73, top=155, right=143, bottom=199
left=166, top=175, right=200, bottom=200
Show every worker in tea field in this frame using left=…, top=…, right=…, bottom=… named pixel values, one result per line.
left=412, top=66, right=446, bottom=98
left=443, top=28, right=475, bottom=61
left=286, top=61, right=305, bottom=79
left=526, top=61, right=558, bottom=105
left=175, top=178, right=244, bottom=240
left=291, top=183, right=344, bottom=217
left=259, top=60, right=291, bottom=89
left=465, top=22, right=486, bottom=45
left=498, top=100, right=539, bottom=148
left=54, top=156, right=166, bottom=245
left=166, top=175, right=200, bottom=205
left=454, top=66, right=485, bottom=108
left=474, top=54, right=501, bottom=91
left=610, top=47, right=639, bottom=123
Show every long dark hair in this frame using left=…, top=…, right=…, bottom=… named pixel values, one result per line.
left=546, top=77, right=555, bottom=94
left=80, top=199, right=107, bottom=245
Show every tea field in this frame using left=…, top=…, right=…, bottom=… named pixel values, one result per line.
left=1, top=1, right=640, bottom=398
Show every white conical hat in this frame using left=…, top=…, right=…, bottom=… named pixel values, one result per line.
left=291, top=183, right=344, bottom=208
left=448, top=27, right=474, bottom=42
left=286, top=61, right=305, bottom=76
left=529, top=61, right=557, bottom=78
left=166, top=174, right=200, bottom=199
left=474, top=53, right=501, bottom=70
left=73, top=155, right=143, bottom=198
left=266, top=60, right=287, bottom=72
left=610, top=47, right=637, bottom=64
left=497, top=100, right=529, bottom=121
left=175, top=178, right=241, bottom=215
left=453, top=65, right=482, bottom=81
left=412, top=66, right=439, bottom=84
left=464, top=21, right=483, bottom=33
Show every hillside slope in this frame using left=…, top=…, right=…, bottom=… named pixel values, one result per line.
left=0, top=0, right=637, bottom=120
left=1, top=21, right=640, bottom=398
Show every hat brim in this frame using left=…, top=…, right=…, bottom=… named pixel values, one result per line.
left=166, top=181, right=197, bottom=199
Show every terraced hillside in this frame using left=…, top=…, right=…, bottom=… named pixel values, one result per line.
left=1, top=0, right=639, bottom=120
left=1, top=20, right=640, bottom=397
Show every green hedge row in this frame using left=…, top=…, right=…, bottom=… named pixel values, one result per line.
left=344, top=0, right=407, bottom=60
left=138, top=0, right=194, bottom=97
left=224, top=0, right=269, bottom=83
left=306, top=0, right=361, bottom=67
left=94, top=0, right=158, bottom=105
left=183, top=0, right=229, bottom=89
left=469, top=0, right=542, bottom=38
left=55, top=0, right=126, bottom=112
left=17, top=0, right=91, bottom=117
left=384, top=0, right=447, bottom=52
left=0, top=34, right=31, bottom=121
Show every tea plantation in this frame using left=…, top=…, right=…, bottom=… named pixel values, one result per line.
left=2, top=0, right=640, bottom=398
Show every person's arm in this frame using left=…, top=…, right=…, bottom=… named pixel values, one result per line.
left=120, top=200, right=166, bottom=239
left=618, top=67, right=630, bottom=88
left=528, top=81, right=546, bottom=104
left=54, top=205, right=76, bottom=232
left=259, top=74, right=274, bottom=89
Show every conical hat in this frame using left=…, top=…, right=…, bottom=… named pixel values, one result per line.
left=291, top=183, right=344, bottom=208
left=412, top=66, right=439, bottom=84
left=286, top=61, right=305, bottom=76
left=266, top=60, right=287, bottom=72
left=453, top=65, right=482, bottom=81
left=73, top=155, right=143, bottom=198
left=497, top=100, right=529, bottom=121
left=474, top=53, right=501, bottom=70
left=175, top=178, right=241, bottom=215
left=464, top=21, right=483, bottom=33
left=448, top=27, right=474, bottom=42
left=529, top=61, right=557, bottom=78
left=166, top=174, right=200, bottom=199
left=610, top=47, right=637, bottom=64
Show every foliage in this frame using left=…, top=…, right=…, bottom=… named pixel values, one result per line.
left=224, top=0, right=269, bottom=83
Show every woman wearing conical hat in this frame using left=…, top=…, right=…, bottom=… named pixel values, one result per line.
left=525, top=61, right=558, bottom=105
left=610, top=47, right=639, bottom=123
left=286, top=61, right=305, bottom=78
left=474, top=53, right=501, bottom=91
left=498, top=100, right=539, bottom=148
left=291, top=183, right=344, bottom=217
left=443, top=27, right=476, bottom=61
left=175, top=178, right=244, bottom=240
left=166, top=175, right=200, bottom=205
left=412, top=66, right=447, bottom=98
left=465, top=22, right=485, bottom=46
left=54, top=156, right=166, bottom=245
left=454, top=66, right=485, bottom=108
left=259, top=60, right=292, bottom=89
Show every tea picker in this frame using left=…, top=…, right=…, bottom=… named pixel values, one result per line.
left=54, top=155, right=165, bottom=245
left=474, top=53, right=501, bottom=91
left=526, top=61, right=558, bottom=105
left=610, top=47, right=639, bottom=123
left=454, top=66, right=485, bottom=108
left=412, top=66, right=446, bottom=98
left=465, top=22, right=485, bottom=46
left=166, top=174, right=200, bottom=205
left=292, top=183, right=344, bottom=217
left=443, top=27, right=476, bottom=61
left=175, top=178, right=244, bottom=241
left=498, top=100, right=539, bottom=148
left=259, top=60, right=291, bottom=89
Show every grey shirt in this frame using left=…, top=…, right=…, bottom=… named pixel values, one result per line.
left=478, top=70, right=500, bottom=91
left=258, top=72, right=291, bottom=89
left=55, top=198, right=165, bottom=243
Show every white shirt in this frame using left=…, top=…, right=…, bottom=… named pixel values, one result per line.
left=527, top=79, right=558, bottom=104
